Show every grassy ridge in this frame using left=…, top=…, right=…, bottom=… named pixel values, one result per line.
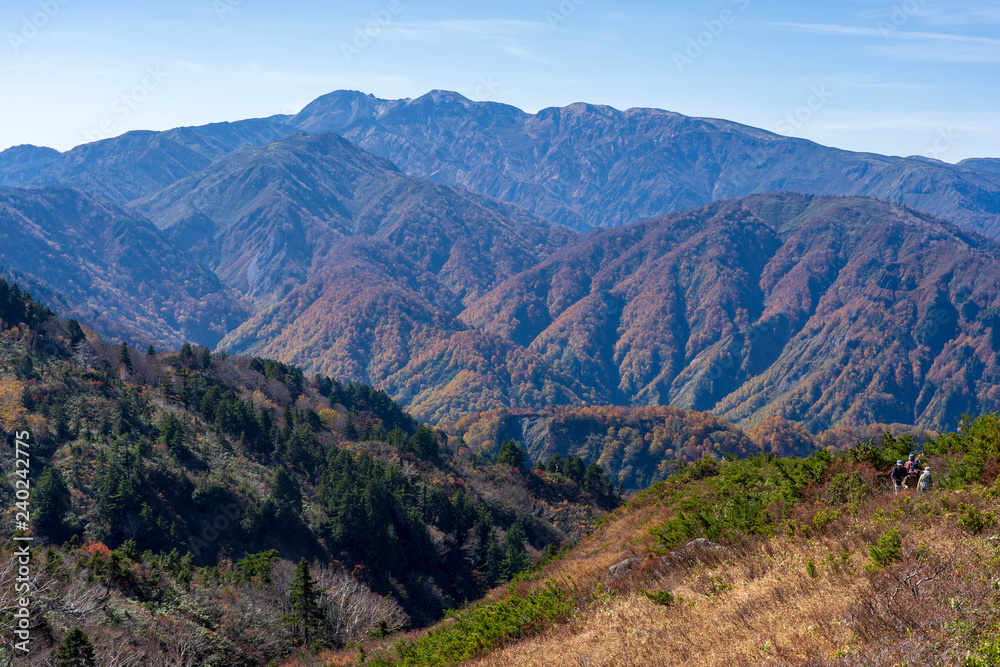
left=356, top=415, right=1000, bottom=666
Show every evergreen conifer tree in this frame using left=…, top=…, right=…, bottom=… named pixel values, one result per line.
left=285, top=558, right=323, bottom=646
left=271, top=467, right=303, bottom=519
left=66, top=319, right=85, bottom=348
left=34, top=467, right=71, bottom=539
left=56, top=627, right=97, bottom=667
left=502, top=520, right=530, bottom=579
left=118, top=342, right=133, bottom=373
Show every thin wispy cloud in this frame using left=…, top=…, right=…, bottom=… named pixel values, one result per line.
left=827, top=73, right=945, bottom=93
left=384, top=19, right=548, bottom=43
left=919, top=5, right=1000, bottom=25
left=500, top=45, right=551, bottom=64
left=772, top=22, right=1000, bottom=62
left=773, top=22, right=1000, bottom=45
left=873, top=42, right=1000, bottom=63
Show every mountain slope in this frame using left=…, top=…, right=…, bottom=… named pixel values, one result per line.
left=217, top=238, right=587, bottom=423
left=218, top=192, right=1000, bottom=431
left=0, top=281, right=621, bottom=664
left=0, top=117, right=296, bottom=205
left=960, top=157, right=1000, bottom=175
left=465, top=193, right=1000, bottom=431
left=134, top=131, right=577, bottom=304
left=0, top=186, right=249, bottom=347
left=289, top=90, right=1000, bottom=236
left=360, top=421, right=1000, bottom=667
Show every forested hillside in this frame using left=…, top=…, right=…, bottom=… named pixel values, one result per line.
left=444, top=406, right=927, bottom=491
left=0, top=186, right=250, bottom=348
left=228, top=193, right=1000, bottom=431
left=0, top=280, right=617, bottom=665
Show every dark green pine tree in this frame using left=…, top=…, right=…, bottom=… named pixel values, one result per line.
left=497, top=439, right=527, bottom=469
left=179, top=342, right=194, bottom=366
left=271, top=467, right=303, bottom=520
left=160, top=413, right=184, bottom=455
left=483, top=530, right=504, bottom=586
left=146, top=344, right=156, bottom=357
left=118, top=342, right=133, bottom=374
left=56, top=627, right=97, bottom=667
left=66, top=319, right=85, bottom=348
left=502, top=520, right=530, bottom=580
left=408, top=426, right=438, bottom=459
left=34, top=467, right=71, bottom=540
left=285, top=558, right=324, bottom=647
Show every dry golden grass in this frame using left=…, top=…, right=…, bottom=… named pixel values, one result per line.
left=461, top=488, right=1000, bottom=667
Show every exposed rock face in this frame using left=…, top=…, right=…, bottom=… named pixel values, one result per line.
left=607, top=558, right=643, bottom=584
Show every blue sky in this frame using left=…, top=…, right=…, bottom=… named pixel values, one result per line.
left=1, top=0, right=997, bottom=161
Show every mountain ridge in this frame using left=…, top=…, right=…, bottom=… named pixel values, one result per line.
left=285, top=89, right=1000, bottom=237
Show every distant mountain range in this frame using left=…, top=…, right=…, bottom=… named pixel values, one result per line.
left=133, top=131, right=574, bottom=304
left=4, top=90, right=1000, bottom=237
left=0, top=118, right=295, bottom=205
left=0, top=186, right=249, bottom=347
left=1, top=90, right=998, bottom=433
left=287, top=90, right=1000, bottom=236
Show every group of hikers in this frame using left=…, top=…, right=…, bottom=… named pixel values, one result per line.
left=890, top=453, right=932, bottom=494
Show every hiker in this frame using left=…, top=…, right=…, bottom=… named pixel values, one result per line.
left=890, top=460, right=907, bottom=494
left=903, top=454, right=921, bottom=489
left=918, top=466, right=932, bottom=492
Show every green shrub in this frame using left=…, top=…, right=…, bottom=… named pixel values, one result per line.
left=368, top=582, right=575, bottom=666
left=826, top=472, right=872, bottom=507
left=812, top=508, right=841, bottom=533
left=958, top=503, right=998, bottom=535
left=643, top=590, right=679, bottom=606
left=806, top=557, right=818, bottom=579
left=684, top=456, right=719, bottom=480
left=650, top=512, right=707, bottom=550
left=868, top=529, right=902, bottom=569
left=965, top=631, right=1000, bottom=666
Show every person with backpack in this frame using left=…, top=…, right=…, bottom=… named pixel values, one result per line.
left=918, top=467, right=932, bottom=492
left=890, top=460, right=907, bottom=494
left=903, top=454, right=922, bottom=489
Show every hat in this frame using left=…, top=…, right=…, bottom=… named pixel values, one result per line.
left=908, top=454, right=915, bottom=460
left=897, top=460, right=903, bottom=466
